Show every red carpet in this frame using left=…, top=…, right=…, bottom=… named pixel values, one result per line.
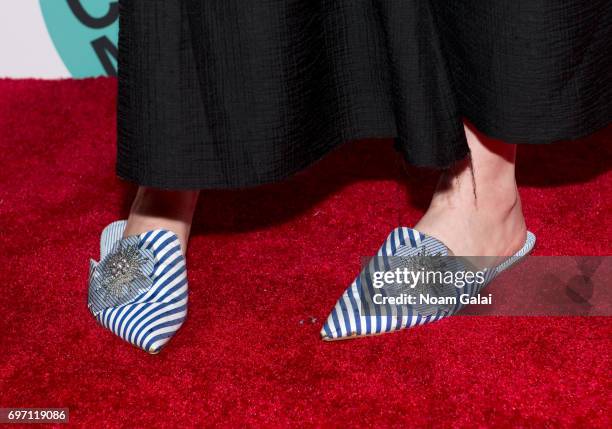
left=0, top=79, right=610, bottom=427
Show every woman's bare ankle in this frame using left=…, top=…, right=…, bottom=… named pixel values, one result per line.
left=123, top=187, right=199, bottom=254
left=414, top=121, right=527, bottom=258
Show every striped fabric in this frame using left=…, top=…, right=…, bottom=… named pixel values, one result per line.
left=88, top=221, right=188, bottom=354
left=320, top=228, right=536, bottom=341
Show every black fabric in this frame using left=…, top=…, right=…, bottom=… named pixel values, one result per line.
left=117, top=0, right=612, bottom=189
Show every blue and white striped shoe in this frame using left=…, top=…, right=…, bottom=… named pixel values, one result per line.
left=88, top=220, right=188, bottom=354
left=321, top=227, right=536, bottom=341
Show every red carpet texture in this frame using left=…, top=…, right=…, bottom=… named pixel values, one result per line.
left=0, top=79, right=611, bottom=428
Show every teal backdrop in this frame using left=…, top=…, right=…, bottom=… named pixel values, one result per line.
left=39, top=0, right=118, bottom=77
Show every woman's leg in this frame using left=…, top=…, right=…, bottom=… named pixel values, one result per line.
left=414, top=120, right=527, bottom=258
left=123, top=187, right=199, bottom=254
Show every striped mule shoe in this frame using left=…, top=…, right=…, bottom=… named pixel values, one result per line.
left=88, top=220, right=188, bottom=354
left=321, top=227, right=536, bottom=341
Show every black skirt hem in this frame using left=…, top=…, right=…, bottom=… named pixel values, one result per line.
left=115, top=115, right=610, bottom=190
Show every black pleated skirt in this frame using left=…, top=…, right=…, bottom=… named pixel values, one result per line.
left=116, top=0, right=612, bottom=189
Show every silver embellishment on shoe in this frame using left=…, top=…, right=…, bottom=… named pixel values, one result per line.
left=389, top=245, right=455, bottom=316
left=400, top=246, right=445, bottom=294
left=88, top=235, right=155, bottom=316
